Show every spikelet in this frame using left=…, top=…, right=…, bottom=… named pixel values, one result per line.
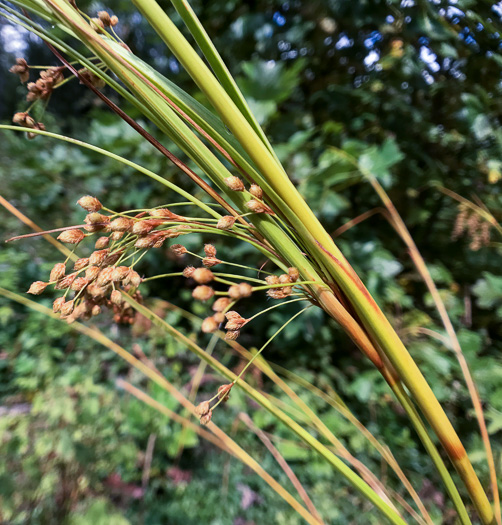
left=212, top=297, right=232, bottom=312
left=77, top=195, right=102, bottom=212
left=249, top=184, right=263, bottom=199
left=50, top=263, right=65, bottom=282
left=89, top=249, right=109, bottom=266
left=74, top=257, right=89, bottom=271
left=54, top=272, right=77, bottom=290
left=288, top=267, right=299, bottom=282
left=192, top=286, right=214, bottom=301
left=204, top=244, right=217, bottom=257
left=265, top=275, right=279, bottom=285
left=228, top=283, right=253, bottom=299
left=224, top=176, right=245, bottom=191
left=27, top=281, right=48, bottom=295
left=85, top=266, right=100, bottom=281
left=202, top=257, right=221, bottom=268
left=53, top=297, right=65, bottom=313
left=183, top=266, right=195, bottom=278
left=170, top=244, right=187, bottom=256
left=201, top=316, right=219, bottom=333
left=71, top=277, right=89, bottom=291
left=96, top=267, right=114, bottom=286
left=111, top=266, right=130, bottom=282
left=217, top=216, right=236, bottom=230
left=246, top=199, right=271, bottom=214
left=57, top=229, right=85, bottom=244
left=109, top=217, right=133, bottom=232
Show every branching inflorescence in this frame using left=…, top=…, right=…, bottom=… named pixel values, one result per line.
left=2, top=0, right=499, bottom=523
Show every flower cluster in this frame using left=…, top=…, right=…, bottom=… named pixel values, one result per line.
left=26, top=195, right=193, bottom=324
left=452, top=205, right=492, bottom=251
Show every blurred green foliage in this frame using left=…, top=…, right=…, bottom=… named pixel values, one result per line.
left=0, top=0, right=501, bottom=523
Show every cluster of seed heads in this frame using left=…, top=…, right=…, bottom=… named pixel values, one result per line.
left=223, top=176, right=273, bottom=214
left=9, top=9, right=119, bottom=139
left=26, top=195, right=193, bottom=324
left=194, top=383, right=233, bottom=425
left=452, top=205, right=492, bottom=251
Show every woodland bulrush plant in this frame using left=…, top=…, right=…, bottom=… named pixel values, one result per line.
left=1, top=0, right=499, bottom=523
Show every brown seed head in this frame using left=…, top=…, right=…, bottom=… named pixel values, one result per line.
left=84, top=213, right=110, bottom=232
left=288, top=267, right=299, bottom=282
left=104, top=250, right=123, bottom=266
left=110, top=15, right=119, bottom=26
left=265, top=275, right=280, bottom=285
left=212, top=297, right=232, bottom=312
left=224, top=311, right=247, bottom=330
left=213, top=312, right=225, bottom=324
left=53, top=297, right=65, bottom=313
left=195, top=400, right=211, bottom=417
left=111, top=231, right=124, bottom=241
left=57, top=229, right=85, bottom=244
left=77, top=68, right=105, bottom=88
left=249, top=184, right=263, bottom=199
left=239, top=283, right=253, bottom=298
left=94, top=236, right=110, bottom=250
left=96, top=267, right=114, bottom=286
left=192, top=268, right=214, bottom=284
left=55, top=272, right=77, bottom=290
left=201, top=316, right=219, bottom=333
left=279, top=274, right=292, bottom=284
left=170, top=244, right=187, bottom=256
left=192, top=285, right=214, bottom=301
left=183, top=266, right=195, bottom=278
left=109, top=217, right=133, bottom=232
left=204, top=244, right=217, bottom=257
left=27, top=281, right=48, bottom=295
left=228, top=285, right=240, bottom=299
left=85, top=266, right=100, bottom=281
left=148, top=208, right=180, bottom=219
left=217, top=384, right=232, bottom=402
left=9, top=58, right=29, bottom=83
left=60, top=300, right=75, bottom=317
left=217, top=216, right=236, bottom=230
left=200, top=411, right=213, bottom=425
left=224, top=176, right=245, bottom=192
left=13, top=112, right=35, bottom=127
left=91, top=304, right=101, bottom=316
left=97, top=10, right=111, bottom=26
left=132, top=219, right=162, bottom=235
left=110, top=289, right=123, bottom=305
left=50, top=263, right=66, bottom=282
left=111, top=266, right=130, bottom=282
left=134, top=236, right=153, bottom=249
left=225, top=330, right=240, bottom=341
left=246, top=199, right=270, bottom=214
left=71, top=277, right=89, bottom=291
left=77, top=195, right=102, bottom=212
left=125, top=271, right=141, bottom=287
left=87, top=284, right=108, bottom=299
left=74, top=257, right=89, bottom=271
left=202, top=257, right=221, bottom=268
left=90, top=17, right=104, bottom=29
left=267, top=287, right=292, bottom=299
left=89, top=249, right=109, bottom=266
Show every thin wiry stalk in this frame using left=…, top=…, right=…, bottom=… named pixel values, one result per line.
left=0, top=287, right=324, bottom=525
left=122, top=295, right=407, bottom=524
left=156, top=299, right=471, bottom=525
left=239, top=412, right=325, bottom=524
